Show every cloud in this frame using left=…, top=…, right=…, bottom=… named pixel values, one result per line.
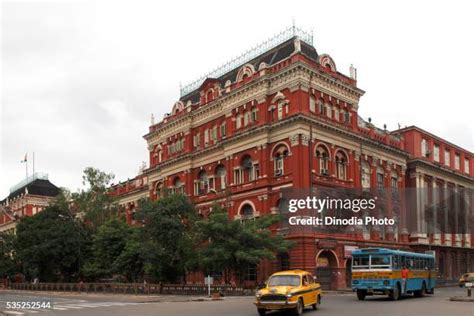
left=1, top=0, right=473, bottom=198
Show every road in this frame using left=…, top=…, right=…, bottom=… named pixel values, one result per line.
left=0, top=287, right=472, bottom=316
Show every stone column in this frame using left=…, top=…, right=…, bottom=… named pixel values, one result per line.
left=432, top=179, right=441, bottom=245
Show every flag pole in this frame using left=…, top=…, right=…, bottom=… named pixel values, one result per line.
left=33, top=152, right=35, bottom=175
left=26, top=153, right=28, bottom=179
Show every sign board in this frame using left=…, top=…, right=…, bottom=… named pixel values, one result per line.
left=465, top=282, right=473, bottom=288
left=317, top=257, right=329, bottom=268
left=204, top=276, right=214, bottom=285
left=344, top=245, right=358, bottom=258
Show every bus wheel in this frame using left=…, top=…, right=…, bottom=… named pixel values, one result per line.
left=357, top=290, right=366, bottom=301
left=414, top=282, right=426, bottom=298
left=389, top=284, right=400, bottom=301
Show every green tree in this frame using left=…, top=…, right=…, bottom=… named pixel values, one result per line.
left=139, top=194, right=199, bottom=283
left=0, top=232, right=16, bottom=279
left=81, top=218, right=129, bottom=280
left=196, top=205, right=293, bottom=283
left=73, top=167, right=116, bottom=228
left=15, top=205, right=90, bottom=282
left=113, top=227, right=145, bottom=282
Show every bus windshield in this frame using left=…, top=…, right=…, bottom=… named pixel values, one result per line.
left=268, top=275, right=300, bottom=286
left=353, top=255, right=391, bottom=269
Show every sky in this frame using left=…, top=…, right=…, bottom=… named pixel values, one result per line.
left=1, top=0, right=473, bottom=198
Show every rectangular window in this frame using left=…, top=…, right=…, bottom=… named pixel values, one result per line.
left=220, top=123, right=226, bottom=138
left=344, top=111, right=350, bottom=123
left=204, top=129, right=209, bottom=145
left=244, top=112, right=250, bottom=126
left=465, top=158, right=470, bottom=174
left=211, top=126, right=218, bottom=141
left=234, top=169, right=243, bottom=185
left=433, top=144, right=440, bottom=162
left=193, top=133, right=200, bottom=147
left=377, top=173, right=384, bottom=190
left=455, top=154, right=460, bottom=169
left=236, top=115, right=242, bottom=129
left=309, top=96, right=316, bottom=112
left=251, top=108, right=258, bottom=122
left=391, top=177, right=398, bottom=191
left=421, top=139, right=428, bottom=157
left=445, top=149, right=450, bottom=166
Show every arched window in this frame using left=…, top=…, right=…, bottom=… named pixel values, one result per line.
left=155, top=182, right=164, bottom=198
left=216, top=165, right=226, bottom=190
left=316, top=145, right=330, bottom=176
left=273, top=145, right=289, bottom=176
left=335, top=151, right=348, bottom=180
left=172, top=177, right=184, bottom=194
left=239, top=203, right=257, bottom=222
left=334, top=107, right=340, bottom=121
left=241, top=204, right=254, bottom=217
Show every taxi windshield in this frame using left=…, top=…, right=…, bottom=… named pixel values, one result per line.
left=268, top=275, right=300, bottom=286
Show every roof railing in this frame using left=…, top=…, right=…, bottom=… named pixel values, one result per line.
left=180, top=25, right=313, bottom=97
left=9, top=172, right=49, bottom=193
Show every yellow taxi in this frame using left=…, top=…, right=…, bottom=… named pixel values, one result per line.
left=459, top=272, right=474, bottom=287
left=254, top=270, right=322, bottom=315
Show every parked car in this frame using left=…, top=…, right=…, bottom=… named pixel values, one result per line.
left=458, top=272, right=474, bottom=287
left=254, top=270, right=322, bottom=315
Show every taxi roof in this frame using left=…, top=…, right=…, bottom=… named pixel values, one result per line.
left=271, top=270, right=310, bottom=276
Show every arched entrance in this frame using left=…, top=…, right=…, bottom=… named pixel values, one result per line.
left=315, top=250, right=339, bottom=290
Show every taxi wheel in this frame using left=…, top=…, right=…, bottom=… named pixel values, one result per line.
left=294, top=298, right=304, bottom=315
left=257, top=308, right=266, bottom=315
left=357, top=290, right=366, bottom=300
left=312, top=294, right=321, bottom=310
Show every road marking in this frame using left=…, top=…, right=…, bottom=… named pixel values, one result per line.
left=3, top=311, right=25, bottom=315
left=54, top=305, right=83, bottom=309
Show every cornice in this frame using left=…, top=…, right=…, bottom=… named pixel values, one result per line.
left=145, top=114, right=408, bottom=177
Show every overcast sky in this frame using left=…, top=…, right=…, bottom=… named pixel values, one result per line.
left=1, top=0, right=473, bottom=198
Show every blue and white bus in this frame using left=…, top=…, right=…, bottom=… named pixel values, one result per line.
left=351, top=248, right=436, bottom=300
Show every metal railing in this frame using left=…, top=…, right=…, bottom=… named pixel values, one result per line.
left=9, top=173, right=49, bottom=193
left=180, top=25, right=313, bottom=97
left=8, top=282, right=250, bottom=296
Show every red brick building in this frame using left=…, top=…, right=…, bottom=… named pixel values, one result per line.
left=0, top=173, right=60, bottom=234
left=110, top=27, right=473, bottom=289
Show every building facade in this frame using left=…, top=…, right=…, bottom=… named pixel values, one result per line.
left=0, top=173, right=60, bottom=234
left=110, top=28, right=473, bottom=289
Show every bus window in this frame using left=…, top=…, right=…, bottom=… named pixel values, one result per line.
left=353, top=256, right=369, bottom=269
left=371, top=255, right=391, bottom=268
left=392, top=255, right=400, bottom=269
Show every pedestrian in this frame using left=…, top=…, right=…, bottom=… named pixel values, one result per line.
left=401, top=265, right=410, bottom=294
